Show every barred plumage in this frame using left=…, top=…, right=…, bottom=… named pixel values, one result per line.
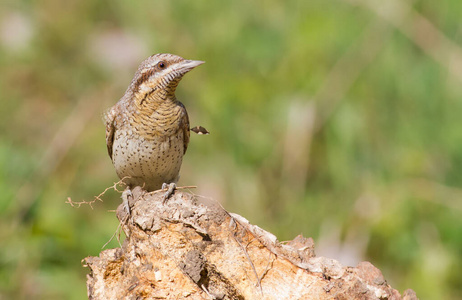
left=105, top=53, right=204, bottom=192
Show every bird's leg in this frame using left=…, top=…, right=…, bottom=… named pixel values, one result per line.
left=162, top=182, right=176, bottom=203
left=122, top=188, right=133, bottom=214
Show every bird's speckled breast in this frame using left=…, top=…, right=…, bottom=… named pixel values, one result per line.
left=111, top=127, right=185, bottom=191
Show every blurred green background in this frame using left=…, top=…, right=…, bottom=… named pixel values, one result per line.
left=1, top=0, right=462, bottom=299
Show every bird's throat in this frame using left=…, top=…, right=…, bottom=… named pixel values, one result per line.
left=131, top=91, right=182, bottom=139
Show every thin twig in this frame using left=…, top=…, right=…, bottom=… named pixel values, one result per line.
left=66, top=177, right=128, bottom=208
left=102, top=220, right=123, bottom=249
left=146, top=185, right=198, bottom=196
left=259, top=251, right=274, bottom=286
left=231, top=223, right=263, bottom=296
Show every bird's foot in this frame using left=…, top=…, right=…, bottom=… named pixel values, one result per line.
left=122, top=188, right=133, bottom=214
left=161, top=182, right=176, bottom=203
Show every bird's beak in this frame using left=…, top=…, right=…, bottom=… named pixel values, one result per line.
left=176, top=59, right=205, bottom=74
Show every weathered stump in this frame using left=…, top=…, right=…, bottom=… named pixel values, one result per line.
left=84, top=187, right=417, bottom=299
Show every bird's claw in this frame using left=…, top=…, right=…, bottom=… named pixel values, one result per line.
left=162, top=182, right=176, bottom=203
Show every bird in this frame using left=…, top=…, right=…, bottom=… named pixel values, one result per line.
left=104, top=53, right=204, bottom=202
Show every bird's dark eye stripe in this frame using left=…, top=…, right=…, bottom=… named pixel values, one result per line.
left=134, top=61, right=167, bottom=91
left=134, top=69, right=156, bottom=92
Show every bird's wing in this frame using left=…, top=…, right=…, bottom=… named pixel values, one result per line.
left=104, top=108, right=116, bottom=160
left=180, top=105, right=190, bottom=155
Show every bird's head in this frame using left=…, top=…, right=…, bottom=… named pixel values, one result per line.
left=131, top=53, right=204, bottom=106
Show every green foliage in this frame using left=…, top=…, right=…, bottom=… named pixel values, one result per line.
left=1, top=0, right=461, bottom=299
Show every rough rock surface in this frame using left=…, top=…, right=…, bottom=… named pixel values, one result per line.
left=84, top=187, right=417, bottom=299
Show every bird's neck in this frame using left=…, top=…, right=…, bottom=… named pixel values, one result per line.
left=134, top=85, right=179, bottom=112
left=128, top=85, right=184, bottom=138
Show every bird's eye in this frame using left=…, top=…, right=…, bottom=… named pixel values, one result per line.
left=157, top=61, right=166, bottom=69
